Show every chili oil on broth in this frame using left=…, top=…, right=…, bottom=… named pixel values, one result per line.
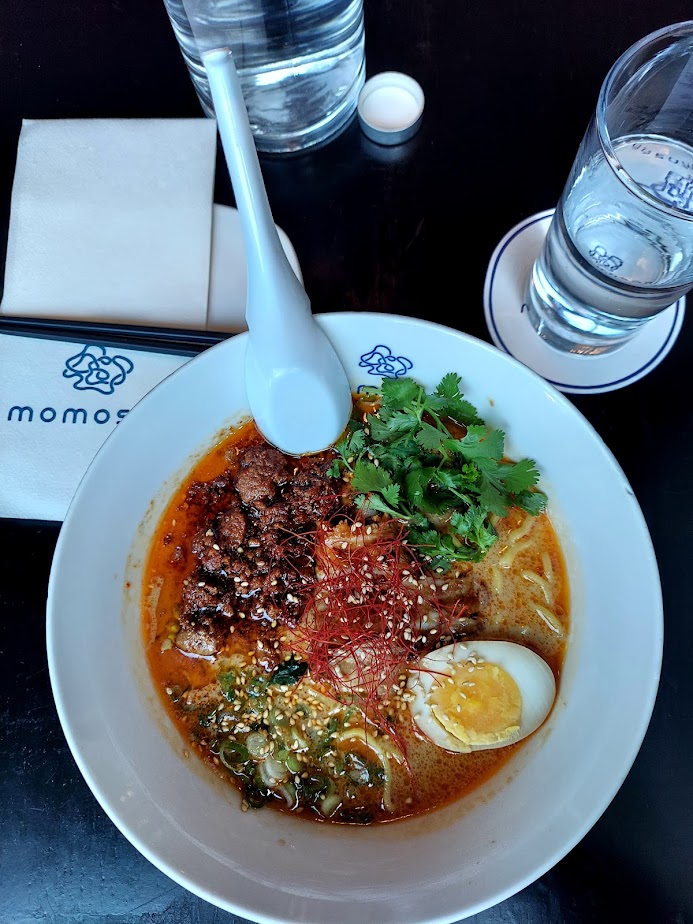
left=142, top=419, right=569, bottom=826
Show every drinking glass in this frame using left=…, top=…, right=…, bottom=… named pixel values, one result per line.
left=525, top=21, right=693, bottom=354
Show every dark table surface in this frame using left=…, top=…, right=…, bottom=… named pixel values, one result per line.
left=1, top=2, right=693, bottom=923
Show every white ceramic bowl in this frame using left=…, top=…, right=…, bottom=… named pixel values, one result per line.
left=46, top=313, right=662, bottom=924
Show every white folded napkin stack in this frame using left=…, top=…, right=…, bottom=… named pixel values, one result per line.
left=2, top=118, right=218, bottom=327
left=0, top=117, right=303, bottom=521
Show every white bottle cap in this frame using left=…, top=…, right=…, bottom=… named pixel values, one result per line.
left=357, top=72, right=425, bottom=145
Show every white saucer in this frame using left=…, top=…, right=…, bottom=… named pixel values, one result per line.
left=483, top=209, right=685, bottom=394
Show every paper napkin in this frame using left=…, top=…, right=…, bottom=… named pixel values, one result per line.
left=0, top=334, right=190, bottom=521
left=0, top=118, right=308, bottom=520
left=1, top=118, right=217, bottom=328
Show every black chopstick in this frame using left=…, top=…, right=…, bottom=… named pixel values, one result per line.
left=0, top=315, right=236, bottom=356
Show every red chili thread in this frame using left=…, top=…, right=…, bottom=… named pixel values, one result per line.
left=280, top=516, right=466, bottom=738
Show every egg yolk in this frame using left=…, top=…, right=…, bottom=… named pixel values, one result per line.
left=427, top=660, right=522, bottom=747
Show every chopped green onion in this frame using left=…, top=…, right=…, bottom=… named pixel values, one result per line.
left=219, top=740, right=249, bottom=769
left=246, top=731, right=270, bottom=758
left=319, top=792, right=342, bottom=817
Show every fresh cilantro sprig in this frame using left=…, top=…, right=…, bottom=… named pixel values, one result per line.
left=329, top=373, right=547, bottom=567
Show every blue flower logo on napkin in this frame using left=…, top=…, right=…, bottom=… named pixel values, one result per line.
left=63, top=344, right=134, bottom=395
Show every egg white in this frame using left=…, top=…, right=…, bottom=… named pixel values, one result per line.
left=406, top=641, right=556, bottom=752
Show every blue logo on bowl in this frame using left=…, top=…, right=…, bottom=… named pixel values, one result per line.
left=359, top=345, right=413, bottom=378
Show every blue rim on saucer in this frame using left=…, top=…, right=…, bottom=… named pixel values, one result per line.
left=483, top=209, right=685, bottom=395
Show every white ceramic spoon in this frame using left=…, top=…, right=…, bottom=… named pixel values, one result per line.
left=202, top=48, right=353, bottom=456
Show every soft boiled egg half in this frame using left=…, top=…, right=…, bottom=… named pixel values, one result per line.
left=407, top=641, right=556, bottom=752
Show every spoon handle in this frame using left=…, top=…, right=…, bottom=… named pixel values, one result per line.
left=202, top=48, right=310, bottom=327
left=201, top=46, right=352, bottom=455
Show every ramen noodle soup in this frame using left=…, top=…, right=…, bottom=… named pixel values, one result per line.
left=142, top=375, right=569, bottom=824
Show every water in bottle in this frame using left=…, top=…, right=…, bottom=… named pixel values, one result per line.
left=163, top=0, right=365, bottom=153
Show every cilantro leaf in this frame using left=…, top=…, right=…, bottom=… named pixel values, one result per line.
left=380, top=377, right=422, bottom=408
left=514, top=489, right=548, bottom=516
left=448, top=426, right=505, bottom=463
left=435, top=373, right=484, bottom=425
left=449, top=507, right=498, bottom=556
left=350, top=460, right=397, bottom=496
left=415, top=421, right=447, bottom=453
left=501, top=457, right=540, bottom=494
left=476, top=477, right=512, bottom=517
left=369, top=412, right=418, bottom=444
left=405, top=466, right=436, bottom=509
